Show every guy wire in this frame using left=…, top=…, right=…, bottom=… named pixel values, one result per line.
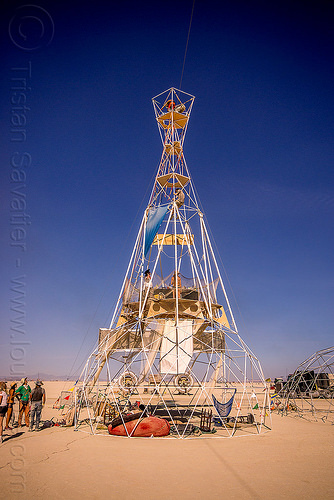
left=179, top=0, right=195, bottom=89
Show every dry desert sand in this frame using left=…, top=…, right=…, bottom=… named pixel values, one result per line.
left=1, top=381, right=333, bottom=499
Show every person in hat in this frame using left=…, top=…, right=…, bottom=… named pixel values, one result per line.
left=0, top=381, right=8, bottom=443
left=5, top=381, right=17, bottom=429
left=29, top=380, right=46, bottom=431
left=15, top=377, right=31, bottom=428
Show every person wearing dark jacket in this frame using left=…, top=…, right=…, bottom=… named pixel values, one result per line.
left=29, top=380, right=46, bottom=431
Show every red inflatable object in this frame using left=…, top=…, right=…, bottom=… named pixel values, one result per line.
left=108, top=416, right=170, bottom=437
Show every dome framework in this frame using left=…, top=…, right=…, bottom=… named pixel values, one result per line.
left=277, top=347, right=334, bottom=423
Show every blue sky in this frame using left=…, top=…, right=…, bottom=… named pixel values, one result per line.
left=1, top=0, right=333, bottom=380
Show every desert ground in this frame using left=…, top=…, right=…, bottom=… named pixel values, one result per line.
left=1, top=381, right=333, bottom=499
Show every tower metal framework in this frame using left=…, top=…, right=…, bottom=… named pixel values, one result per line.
left=75, top=88, right=270, bottom=438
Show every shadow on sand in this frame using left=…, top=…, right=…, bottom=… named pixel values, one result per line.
left=3, top=431, right=25, bottom=443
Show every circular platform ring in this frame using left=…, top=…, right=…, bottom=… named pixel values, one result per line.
left=174, top=373, right=194, bottom=394
left=166, top=100, right=175, bottom=110
left=118, top=371, right=138, bottom=392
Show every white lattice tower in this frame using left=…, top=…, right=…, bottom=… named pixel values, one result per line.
left=74, top=88, right=270, bottom=438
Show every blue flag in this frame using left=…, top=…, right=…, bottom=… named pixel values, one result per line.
left=144, top=205, right=169, bottom=256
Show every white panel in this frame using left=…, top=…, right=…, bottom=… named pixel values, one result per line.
left=160, top=319, right=193, bottom=374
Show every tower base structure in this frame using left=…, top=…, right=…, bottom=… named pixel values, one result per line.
left=74, top=317, right=271, bottom=438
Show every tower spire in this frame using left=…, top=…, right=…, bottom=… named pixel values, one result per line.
left=150, top=88, right=195, bottom=208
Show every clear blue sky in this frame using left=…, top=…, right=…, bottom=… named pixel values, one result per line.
left=1, top=0, right=333, bottom=380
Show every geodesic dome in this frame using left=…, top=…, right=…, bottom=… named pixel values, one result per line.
left=278, top=347, right=334, bottom=423
left=75, top=322, right=270, bottom=438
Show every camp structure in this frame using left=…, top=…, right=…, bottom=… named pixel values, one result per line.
left=74, top=88, right=271, bottom=438
left=277, top=346, right=334, bottom=423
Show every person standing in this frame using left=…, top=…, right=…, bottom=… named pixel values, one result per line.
left=0, top=381, right=8, bottom=443
left=171, top=271, right=181, bottom=298
left=15, top=377, right=31, bottom=428
left=5, top=382, right=17, bottom=430
left=143, top=269, right=152, bottom=296
left=29, top=380, right=46, bottom=431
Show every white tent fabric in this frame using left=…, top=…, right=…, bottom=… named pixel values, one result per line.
left=160, top=319, right=193, bottom=374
